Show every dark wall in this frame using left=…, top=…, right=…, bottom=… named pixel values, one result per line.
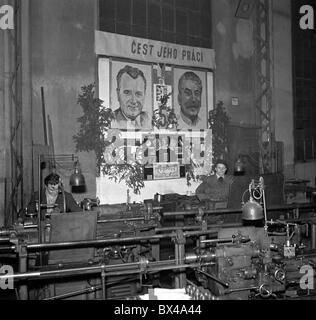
left=212, top=0, right=257, bottom=125
left=227, top=124, right=260, bottom=176
left=228, top=173, right=285, bottom=210
left=31, top=0, right=96, bottom=198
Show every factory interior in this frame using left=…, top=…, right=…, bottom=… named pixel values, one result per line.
left=1, top=0, right=316, bottom=301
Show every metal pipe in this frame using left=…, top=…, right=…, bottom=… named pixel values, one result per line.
left=101, top=266, right=106, bottom=300
left=196, top=269, right=229, bottom=288
left=26, top=233, right=176, bottom=251
left=311, top=224, right=316, bottom=250
left=0, top=261, right=215, bottom=282
left=0, top=229, right=11, bottom=236
left=44, top=285, right=101, bottom=300
left=184, top=230, right=218, bottom=238
left=18, top=245, right=28, bottom=300
left=0, top=246, right=16, bottom=252
left=224, top=286, right=259, bottom=294
left=200, top=237, right=233, bottom=244
left=156, top=226, right=203, bottom=232
left=21, top=221, right=242, bottom=233
left=155, top=222, right=243, bottom=233
left=98, top=217, right=148, bottom=223
left=262, top=184, right=268, bottom=228
left=26, top=227, right=224, bottom=252
left=37, top=155, right=42, bottom=244
left=162, top=203, right=316, bottom=217
left=43, top=277, right=137, bottom=300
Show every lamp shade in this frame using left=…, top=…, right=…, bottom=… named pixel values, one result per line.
left=69, top=167, right=86, bottom=187
left=234, top=157, right=245, bottom=174
left=242, top=198, right=264, bottom=220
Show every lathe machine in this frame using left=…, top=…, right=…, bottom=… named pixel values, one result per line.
left=1, top=185, right=316, bottom=300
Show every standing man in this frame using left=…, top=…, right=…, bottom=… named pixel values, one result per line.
left=112, top=65, right=151, bottom=130
left=195, top=160, right=234, bottom=207
left=177, top=71, right=204, bottom=129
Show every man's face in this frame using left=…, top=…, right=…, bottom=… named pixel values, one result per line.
left=117, top=73, right=146, bottom=120
left=178, top=79, right=202, bottom=119
left=215, top=163, right=227, bottom=178
left=46, top=182, right=59, bottom=197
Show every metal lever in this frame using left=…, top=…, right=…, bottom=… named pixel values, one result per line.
left=196, top=269, right=229, bottom=288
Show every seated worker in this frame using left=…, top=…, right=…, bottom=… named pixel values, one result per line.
left=195, top=160, right=234, bottom=208
left=27, top=173, right=81, bottom=214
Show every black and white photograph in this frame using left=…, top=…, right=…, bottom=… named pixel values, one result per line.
left=110, top=60, right=153, bottom=130
left=1, top=0, right=316, bottom=307
left=173, top=68, right=208, bottom=130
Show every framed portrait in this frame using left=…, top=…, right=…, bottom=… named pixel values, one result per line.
left=110, top=60, right=153, bottom=130
left=173, top=68, right=208, bottom=130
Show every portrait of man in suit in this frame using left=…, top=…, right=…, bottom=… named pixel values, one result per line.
left=174, top=69, right=207, bottom=130
left=111, top=64, right=152, bottom=130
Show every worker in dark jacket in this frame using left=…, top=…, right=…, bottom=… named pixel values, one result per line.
left=195, top=160, right=234, bottom=208
left=27, top=173, right=81, bottom=214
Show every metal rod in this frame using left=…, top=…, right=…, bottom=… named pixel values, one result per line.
left=196, top=269, right=229, bottom=288
left=40, top=87, right=48, bottom=146
left=44, top=285, right=101, bottom=300
left=156, top=226, right=203, bottom=232
left=0, top=246, right=16, bottom=252
left=262, top=184, right=268, bottom=228
left=26, top=233, right=176, bottom=251
left=183, top=230, right=218, bottom=238
left=155, top=222, right=243, bottom=233
left=0, top=261, right=215, bottom=282
left=224, top=286, right=259, bottom=294
left=0, top=229, right=11, bottom=236
left=311, top=224, right=316, bottom=250
left=26, top=227, right=226, bottom=252
left=98, top=217, right=148, bottom=223
left=162, top=203, right=316, bottom=217
left=200, top=238, right=233, bottom=244
left=18, top=246, right=28, bottom=300
left=43, top=276, right=137, bottom=300
left=101, top=266, right=106, bottom=300
left=37, top=155, right=42, bottom=245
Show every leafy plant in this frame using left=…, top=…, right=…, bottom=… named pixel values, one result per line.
left=208, top=100, right=230, bottom=163
left=186, top=101, right=230, bottom=186
left=152, top=93, right=178, bottom=129
left=73, top=83, right=144, bottom=194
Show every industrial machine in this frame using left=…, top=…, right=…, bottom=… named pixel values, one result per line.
left=1, top=178, right=316, bottom=300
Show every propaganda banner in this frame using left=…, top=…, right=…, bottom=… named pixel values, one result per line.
left=95, top=30, right=215, bottom=69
